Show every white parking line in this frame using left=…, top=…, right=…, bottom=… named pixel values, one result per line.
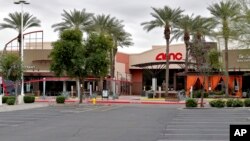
left=159, top=139, right=228, bottom=141
left=0, top=123, right=19, bottom=127
left=162, top=133, right=228, bottom=136
left=100, top=105, right=123, bottom=112
left=169, top=121, right=249, bottom=124
left=60, top=105, right=122, bottom=113
left=165, top=128, right=228, bottom=131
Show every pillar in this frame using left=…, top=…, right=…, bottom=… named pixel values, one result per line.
left=63, top=81, right=66, bottom=92
left=174, top=72, right=177, bottom=90
left=152, top=77, right=157, bottom=91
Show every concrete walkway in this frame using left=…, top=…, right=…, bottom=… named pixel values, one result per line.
left=35, top=95, right=188, bottom=105
left=0, top=103, right=49, bottom=112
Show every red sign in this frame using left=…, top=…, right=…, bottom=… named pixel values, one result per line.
left=155, top=52, right=182, bottom=61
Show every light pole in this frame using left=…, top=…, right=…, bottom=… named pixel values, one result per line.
left=14, top=0, right=30, bottom=96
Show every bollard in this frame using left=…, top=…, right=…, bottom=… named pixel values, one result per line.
left=92, top=98, right=96, bottom=105
left=0, top=95, right=2, bottom=106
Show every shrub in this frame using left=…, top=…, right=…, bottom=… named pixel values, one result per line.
left=244, top=99, right=250, bottom=107
left=232, top=99, right=244, bottom=107
left=203, top=92, right=209, bottom=98
left=193, top=90, right=201, bottom=98
left=226, top=99, right=234, bottom=107
left=23, top=96, right=35, bottom=103
left=56, top=96, right=65, bottom=104
left=209, top=99, right=225, bottom=108
left=2, top=96, right=16, bottom=104
left=185, top=98, right=198, bottom=107
left=2, top=96, right=9, bottom=103
left=6, top=98, right=15, bottom=105
left=193, top=90, right=208, bottom=98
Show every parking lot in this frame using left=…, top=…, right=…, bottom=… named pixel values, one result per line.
left=159, top=108, right=250, bottom=141
left=0, top=104, right=250, bottom=141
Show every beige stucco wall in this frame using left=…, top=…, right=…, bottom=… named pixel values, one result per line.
left=25, top=42, right=53, bottom=50
left=223, top=49, right=250, bottom=71
left=23, top=49, right=51, bottom=72
left=129, top=44, right=186, bottom=69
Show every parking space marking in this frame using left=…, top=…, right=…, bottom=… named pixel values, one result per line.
left=161, top=109, right=250, bottom=141
left=157, top=139, right=228, bottom=141
left=100, top=105, right=123, bottom=111
left=162, top=133, right=228, bottom=136
left=0, top=123, right=19, bottom=127
left=165, top=128, right=228, bottom=131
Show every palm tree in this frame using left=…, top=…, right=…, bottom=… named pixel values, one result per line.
left=233, top=0, right=250, bottom=46
left=0, top=12, right=41, bottom=55
left=171, top=14, right=194, bottom=73
left=141, top=6, right=183, bottom=97
left=90, top=14, right=133, bottom=78
left=192, top=16, right=215, bottom=41
left=51, top=9, right=93, bottom=102
left=208, top=1, right=241, bottom=97
left=51, top=9, right=93, bottom=33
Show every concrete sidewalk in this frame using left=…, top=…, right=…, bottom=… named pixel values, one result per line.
left=0, top=103, right=49, bottom=112
left=35, top=95, right=187, bottom=105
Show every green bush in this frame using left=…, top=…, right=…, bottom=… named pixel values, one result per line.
left=2, top=96, right=16, bottom=104
left=232, top=99, right=244, bottom=107
left=209, top=99, right=225, bottom=108
left=244, top=99, right=250, bottom=107
left=193, top=90, right=201, bottom=98
left=203, top=92, right=209, bottom=98
left=193, top=90, right=208, bottom=98
left=56, top=96, right=65, bottom=104
left=23, top=96, right=35, bottom=103
left=6, top=98, right=15, bottom=105
left=226, top=99, right=234, bottom=107
left=2, top=96, right=9, bottom=103
left=185, top=98, right=198, bottom=107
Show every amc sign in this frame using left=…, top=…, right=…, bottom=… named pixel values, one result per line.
left=155, top=52, right=183, bottom=61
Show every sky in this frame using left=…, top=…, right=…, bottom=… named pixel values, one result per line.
left=0, top=0, right=221, bottom=54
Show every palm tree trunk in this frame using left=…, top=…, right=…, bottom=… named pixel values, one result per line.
left=224, top=38, right=229, bottom=97
left=184, top=42, right=189, bottom=91
left=110, top=48, right=114, bottom=78
left=112, top=47, right=118, bottom=78
left=165, top=39, right=170, bottom=98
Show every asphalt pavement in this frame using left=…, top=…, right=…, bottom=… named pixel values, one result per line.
left=1, top=102, right=250, bottom=141
left=0, top=104, right=179, bottom=141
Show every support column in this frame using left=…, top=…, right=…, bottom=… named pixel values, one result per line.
left=174, top=72, right=177, bottom=90
left=152, top=77, right=157, bottom=91
left=43, top=77, right=46, bottom=99
left=152, top=77, right=157, bottom=98
left=93, top=81, right=96, bottom=91
left=63, top=81, right=66, bottom=92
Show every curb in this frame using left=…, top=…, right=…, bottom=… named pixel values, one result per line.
left=35, top=99, right=187, bottom=105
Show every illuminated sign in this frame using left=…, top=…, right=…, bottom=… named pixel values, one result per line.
left=155, top=52, right=183, bottom=61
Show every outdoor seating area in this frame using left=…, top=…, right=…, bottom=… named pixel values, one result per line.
left=186, top=75, right=243, bottom=97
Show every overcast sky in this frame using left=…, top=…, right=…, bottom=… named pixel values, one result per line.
left=0, top=0, right=221, bottom=53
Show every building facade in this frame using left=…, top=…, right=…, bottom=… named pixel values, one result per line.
left=1, top=41, right=250, bottom=97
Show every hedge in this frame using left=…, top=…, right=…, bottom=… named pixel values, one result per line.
left=56, top=96, right=65, bottom=104
left=232, top=99, right=244, bottom=107
left=6, top=98, right=15, bottom=105
left=244, top=99, right=250, bottom=107
left=23, top=96, right=35, bottom=103
left=185, top=98, right=198, bottom=107
left=209, top=99, right=225, bottom=108
left=2, top=96, right=16, bottom=104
